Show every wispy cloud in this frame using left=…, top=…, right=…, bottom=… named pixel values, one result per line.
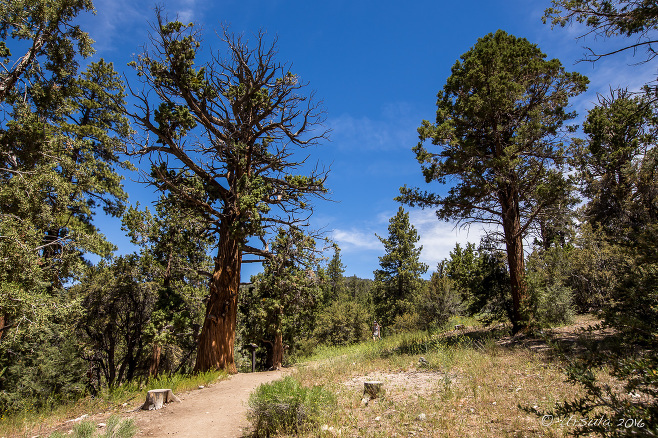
left=331, top=228, right=382, bottom=252
left=86, top=0, right=205, bottom=55
left=328, top=102, right=422, bottom=152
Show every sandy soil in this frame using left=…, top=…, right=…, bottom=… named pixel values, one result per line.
left=126, top=370, right=288, bottom=438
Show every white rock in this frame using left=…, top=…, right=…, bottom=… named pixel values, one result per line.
left=97, top=423, right=106, bottom=428
left=417, top=413, right=426, bottom=421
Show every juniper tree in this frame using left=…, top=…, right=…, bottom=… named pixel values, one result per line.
left=127, top=13, right=328, bottom=373
left=398, top=30, right=588, bottom=332
left=242, top=227, right=321, bottom=369
left=0, top=0, right=132, bottom=409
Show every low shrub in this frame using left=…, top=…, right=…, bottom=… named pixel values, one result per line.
left=247, top=376, right=335, bottom=437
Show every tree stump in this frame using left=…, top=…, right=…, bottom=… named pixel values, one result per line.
left=362, top=380, right=384, bottom=405
left=141, top=389, right=181, bottom=411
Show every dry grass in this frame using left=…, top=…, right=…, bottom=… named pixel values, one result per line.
left=293, top=317, right=606, bottom=437
left=0, top=370, right=227, bottom=438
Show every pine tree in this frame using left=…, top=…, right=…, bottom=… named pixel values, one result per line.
left=372, top=207, right=428, bottom=328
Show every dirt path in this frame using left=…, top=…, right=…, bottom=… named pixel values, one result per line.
left=127, top=370, right=288, bottom=438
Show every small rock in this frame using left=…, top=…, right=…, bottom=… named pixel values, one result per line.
left=97, top=423, right=106, bottom=428
left=198, top=385, right=205, bottom=389
left=469, top=408, right=475, bottom=413
left=417, top=413, right=426, bottom=421
left=374, top=416, right=381, bottom=421
left=122, top=403, right=128, bottom=407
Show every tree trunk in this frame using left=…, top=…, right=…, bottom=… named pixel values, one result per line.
left=194, top=224, right=242, bottom=374
left=499, top=183, right=529, bottom=333
left=272, top=331, right=283, bottom=370
left=0, top=314, right=5, bottom=342
left=149, top=343, right=162, bottom=377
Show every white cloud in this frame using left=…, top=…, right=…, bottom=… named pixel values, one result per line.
left=332, top=209, right=495, bottom=273
left=408, top=209, right=492, bottom=269
left=331, top=228, right=381, bottom=252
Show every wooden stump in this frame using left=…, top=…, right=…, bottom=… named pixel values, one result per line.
left=362, top=380, right=384, bottom=405
left=141, top=388, right=181, bottom=411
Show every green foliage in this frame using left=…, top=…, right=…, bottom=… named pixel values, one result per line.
left=372, top=207, right=428, bottom=328
left=121, top=192, right=213, bottom=376
left=240, top=227, right=322, bottom=368
left=0, top=315, right=87, bottom=415
left=398, top=29, right=587, bottom=331
left=442, top=239, right=511, bottom=324
left=526, top=245, right=575, bottom=327
left=127, top=11, right=328, bottom=373
left=127, top=13, right=328, bottom=245
left=74, top=255, right=160, bottom=389
left=577, top=90, right=658, bottom=239
left=57, top=416, right=137, bottom=438
left=323, top=243, right=346, bottom=304
left=530, top=90, right=658, bottom=437
left=313, top=296, right=372, bottom=346
left=412, top=271, right=462, bottom=332
left=0, top=1, right=134, bottom=410
left=247, top=376, right=336, bottom=437
left=544, top=0, right=658, bottom=65
left=0, top=0, right=95, bottom=101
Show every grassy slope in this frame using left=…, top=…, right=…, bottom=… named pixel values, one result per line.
left=291, top=316, right=603, bottom=437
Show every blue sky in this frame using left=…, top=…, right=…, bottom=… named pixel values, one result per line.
left=82, top=0, right=656, bottom=280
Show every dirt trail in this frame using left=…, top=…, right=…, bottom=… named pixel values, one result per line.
left=127, top=370, right=287, bottom=438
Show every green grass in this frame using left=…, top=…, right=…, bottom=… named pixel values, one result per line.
left=0, top=370, right=226, bottom=438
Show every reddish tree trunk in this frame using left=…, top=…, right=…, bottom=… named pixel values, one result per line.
left=0, top=314, right=5, bottom=342
left=194, top=224, right=242, bottom=374
left=272, top=332, right=283, bottom=370
left=500, top=183, right=529, bottom=333
left=149, top=343, right=162, bottom=377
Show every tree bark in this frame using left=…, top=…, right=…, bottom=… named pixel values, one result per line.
left=194, top=223, right=242, bottom=374
left=149, top=343, right=162, bottom=377
left=499, top=183, right=529, bottom=333
left=272, top=331, right=283, bottom=370
left=0, top=314, right=5, bottom=342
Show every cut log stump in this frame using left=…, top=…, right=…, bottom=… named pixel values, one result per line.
left=141, top=388, right=181, bottom=411
left=364, top=381, right=384, bottom=398
left=361, top=381, right=384, bottom=406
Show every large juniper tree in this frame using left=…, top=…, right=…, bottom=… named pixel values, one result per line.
left=398, top=30, right=588, bottom=332
left=127, top=14, right=328, bottom=373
